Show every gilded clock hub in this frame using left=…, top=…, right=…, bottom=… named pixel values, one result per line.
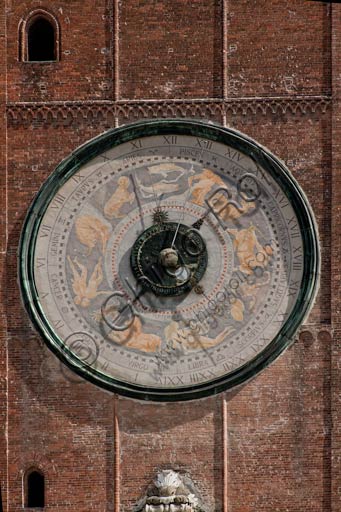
left=130, top=222, right=208, bottom=296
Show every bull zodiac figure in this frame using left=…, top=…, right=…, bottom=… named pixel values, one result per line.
left=104, top=176, right=135, bottom=219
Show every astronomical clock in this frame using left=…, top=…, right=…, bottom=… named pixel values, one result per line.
left=19, top=120, right=319, bottom=400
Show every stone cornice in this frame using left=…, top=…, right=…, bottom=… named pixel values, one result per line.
left=6, top=95, right=331, bottom=124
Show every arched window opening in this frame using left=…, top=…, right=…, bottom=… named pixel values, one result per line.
left=25, top=469, right=45, bottom=508
left=19, top=10, right=60, bottom=62
left=28, top=17, right=55, bottom=61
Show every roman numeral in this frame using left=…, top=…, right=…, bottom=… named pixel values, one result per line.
left=232, top=355, right=245, bottom=366
left=162, top=375, right=185, bottom=385
left=130, top=139, right=143, bottom=150
left=51, top=194, right=66, bottom=209
left=100, top=361, right=109, bottom=372
left=36, top=257, right=46, bottom=268
left=189, top=369, right=216, bottom=383
left=292, top=255, right=303, bottom=271
left=274, top=312, right=288, bottom=323
left=224, top=148, right=243, bottom=162
left=273, top=188, right=289, bottom=208
left=195, top=138, right=213, bottom=150
left=71, top=174, right=85, bottom=184
left=251, top=337, right=270, bottom=352
left=163, top=135, right=177, bottom=145
left=223, top=361, right=234, bottom=372
left=252, top=164, right=272, bottom=187
left=39, top=225, right=52, bottom=238
left=288, top=280, right=300, bottom=297
left=53, top=319, right=64, bottom=330
left=287, top=216, right=301, bottom=239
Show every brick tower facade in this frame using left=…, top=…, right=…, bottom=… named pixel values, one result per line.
left=0, top=1, right=340, bottom=511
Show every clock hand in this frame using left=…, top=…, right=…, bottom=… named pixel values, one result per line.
left=171, top=184, right=193, bottom=249
left=130, top=172, right=146, bottom=231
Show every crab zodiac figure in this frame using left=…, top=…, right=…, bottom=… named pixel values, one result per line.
left=67, top=256, right=110, bottom=308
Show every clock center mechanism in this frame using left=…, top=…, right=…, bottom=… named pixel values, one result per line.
left=130, top=221, right=208, bottom=296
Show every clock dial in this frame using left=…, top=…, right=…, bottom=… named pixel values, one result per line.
left=19, top=120, right=320, bottom=401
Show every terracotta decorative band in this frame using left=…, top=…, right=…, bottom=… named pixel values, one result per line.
left=6, top=96, right=331, bottom=124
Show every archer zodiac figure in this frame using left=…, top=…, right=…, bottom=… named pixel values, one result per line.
left=75, top=215, right=110, bottom=255
left=67, top=256, right=110, bottom=308
left=104, top=176, right=135, bottom=219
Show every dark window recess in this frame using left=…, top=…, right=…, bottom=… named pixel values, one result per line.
left=26, top=470, right=45, bottom=508
left=28, top=17, right=56, bottom=61
left=0, top=485, right=3, bottom=512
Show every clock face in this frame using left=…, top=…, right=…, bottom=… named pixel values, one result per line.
left=19, top=119, right=319, bottom=401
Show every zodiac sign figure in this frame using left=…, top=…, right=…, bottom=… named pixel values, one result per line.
left=210, top=194, right=256, bottom=222
left=228, top=225, right=273, bottom=275
left=164, top=320, right=235, bottom=351
left=67, top=256, right=110, bottom=308
left=188, top=169, right=225, bottom=206
left=104, top=176, right=135, bottom=219
left=108, top=315, right=162, bottom=353
left=189, top=169, right=256, bottom=221
left=135, top=163, right=187, bottom=198
left=147, top=163, right=188, bottom=182
left=230, top=298, right=245, bottom=322
left=75, top=215, right=110, bottom=255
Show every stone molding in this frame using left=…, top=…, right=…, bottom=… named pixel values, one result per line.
left=6, top=95, right=331, bottom=125
left=133, top=470, right=206, bottom=512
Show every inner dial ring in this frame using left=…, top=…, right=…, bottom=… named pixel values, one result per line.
left=130, top=222, right=208, bottom=296
left=109, top=203, right=233, bottom=316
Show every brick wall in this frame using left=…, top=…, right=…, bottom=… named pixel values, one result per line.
left=1, top=1, right=338, bottom=511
